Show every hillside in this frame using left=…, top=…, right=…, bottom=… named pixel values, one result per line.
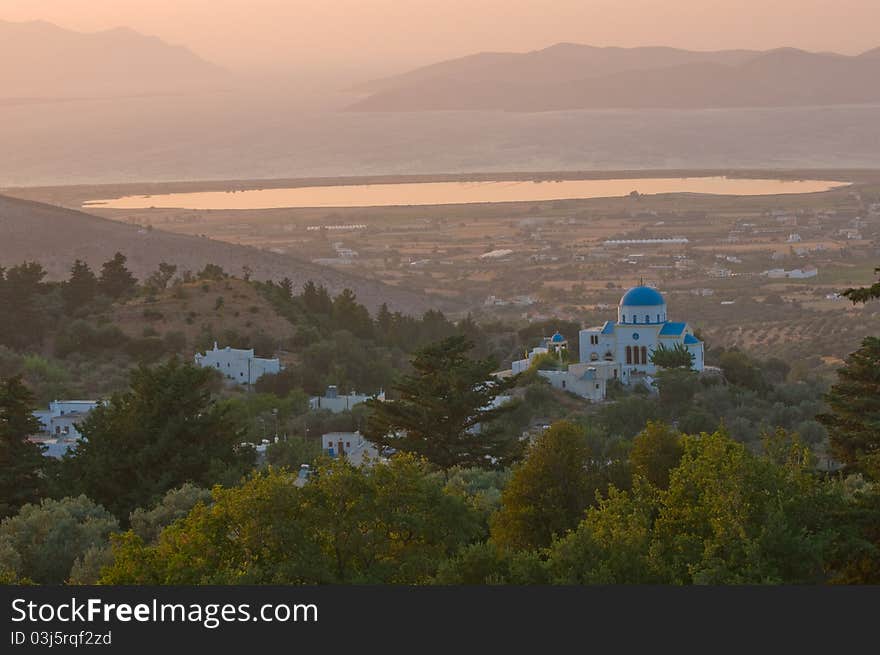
left=349, top=43, right=880, bottom=111
left=0, top=20, right=228, bottom=98
left=108, top=277, right=296, bottom=356
left=0, top=194, right=433, bottom=314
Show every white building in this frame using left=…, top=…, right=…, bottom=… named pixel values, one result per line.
left=498, top=285, right=704, bottom=402
left=603, top=238, right=689, bottom=245
left=578, top=285, right=704, bottom=390
left=538, top=362, right=618, bottom=402
left=509, top=331, right=568, bottom=374
left=32, top=400, right=101, bottom=458
left=763, top=267, right=818, bottom=279
left=309, top=385, right=385, bottom=413
left=194, top=342, right=281, bottom=385
left=788, top=267, right=818, bottom=279
left=322, top=431, right=382, bottom=466
left=511, top=347, right=548, bottom=374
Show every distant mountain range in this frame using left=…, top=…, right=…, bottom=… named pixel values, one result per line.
left=0, top=20, right=228, bottom=98
left=349, top=43, right=880, bottom=112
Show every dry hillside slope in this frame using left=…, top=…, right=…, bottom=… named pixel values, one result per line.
left=109, top=277, right=297, bottom=360
left=0, top=194, right=433, bottom=314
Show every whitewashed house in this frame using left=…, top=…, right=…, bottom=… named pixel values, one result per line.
left=194, top=342, right=281, bottom=385
left=322, top=431, right=382, bottom=466
left=32, top=400, right=101, bottom=458
left=537, top=362, right=618, bottom=402
left=309, top=385, right=385, bottom=413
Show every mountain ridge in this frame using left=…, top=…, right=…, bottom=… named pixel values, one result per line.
left=349, top=43, right=880, bottom=112
left=0, top=19, right=228, bottom=98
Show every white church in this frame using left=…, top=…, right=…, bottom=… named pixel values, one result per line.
left=513, top=284, right=704, bottom=401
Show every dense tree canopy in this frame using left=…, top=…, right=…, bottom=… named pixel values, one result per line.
left=128, top=483, right=212, bottom=544
left=101, top=455, right=481, bottom=584
left=0, top=495, right=118, bottom=584
left=61, top=358, right=254, bottom=521
left=629, top=421, right=682, bottom=489
left=548, top=429, right=860, bottom=584
left=491, top=421, right=601, bottom=551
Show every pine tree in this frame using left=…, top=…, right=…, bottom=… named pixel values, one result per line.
left=301, top=280, right=333, bottom=314
left=0, top=376, right=46, bottom=518
left=332, top=289, right=373, bottom=338
left=818, top=337, right=880, bottom=475
left=819, top=267, right=880, bottom=475
left=98, top=252, right=137, bottom=299
left=376, top=303, right=392, bottom=339
left=363, top=335, right=519, bottom=474
left=0, top=262, right=50, bottom=350
left=62, top=259, right=99, bottom=310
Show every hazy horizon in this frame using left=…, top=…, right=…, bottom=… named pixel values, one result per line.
left=4, top=0, right=880, bottom=79
left=4, top=2, right=880, bottom=187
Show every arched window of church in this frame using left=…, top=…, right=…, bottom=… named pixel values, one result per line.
left=633, top=316, right=638, bottom=324
left=645, top=314, right=650, bottom=323
left=625, top=346, right=632, bottom=364
left=657, top=314, right=661, bottom=322
left=641, top=346, right=648, bottom=364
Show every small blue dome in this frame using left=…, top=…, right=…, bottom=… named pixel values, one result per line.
left=550, top=331, right=565, bottom=343
left=620, top=286, right=665, bottom=307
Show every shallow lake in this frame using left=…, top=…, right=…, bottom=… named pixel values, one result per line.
left=84, top=176, right=846, bottom=210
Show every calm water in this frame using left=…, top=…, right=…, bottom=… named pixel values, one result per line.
left=84, top=177, right=845, bottom=210
left=4, top=87, right=880, bottom=187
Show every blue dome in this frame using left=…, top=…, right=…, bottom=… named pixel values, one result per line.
left=550, top=331, right=565, bottom=343
left=620, top=286, right=665, bottom=307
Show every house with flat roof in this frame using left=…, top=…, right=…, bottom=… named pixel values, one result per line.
left=31, top=399, right=101, bottom=458
left=194, top=342, right=281, bottom=385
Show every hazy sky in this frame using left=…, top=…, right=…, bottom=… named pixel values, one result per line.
left=4, top=0, right=880, bottom=75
